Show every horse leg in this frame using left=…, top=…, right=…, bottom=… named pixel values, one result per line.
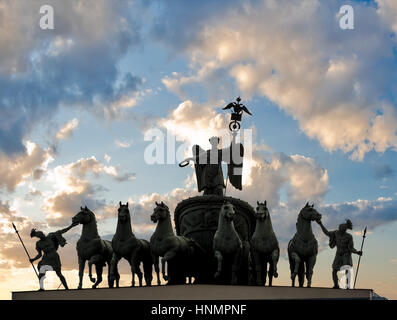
left=290, top=252, right=300, bottom=287
left=130, top=250, right=143, bottom=287
left=298, top=261, right=305, bottom=287
left=263, top=261, right=269, bottom=286
left=253, top=252, right=263, bottom=286
left=114, top=263, right=120, bottom=288
left=93, top=263, right=103, bottom=289
left=88, top=255, right=101, bottom=284
left=109, top=253, right=121, bottom=286
left=143, top=258, right=153, bottom=287
left=214, top=250, right=223, bottom=279
left=231, top=247, right=241, bottom=285
left=306, top=255, right=317, bottom=288
left=162, top=250, right=177, bottom=282
left=78, top=256, right=86, bottom=290
left=152, top=254, right=161, bottom=285
left=271, top=248, right=279, bottom=278
left=132, top=259, right=143, bottom=287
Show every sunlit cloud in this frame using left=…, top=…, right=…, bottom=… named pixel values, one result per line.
left=56, top=118, right=79, bottom=140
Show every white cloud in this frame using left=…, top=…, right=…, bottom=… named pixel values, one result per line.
left=56, top=118, right=79, bottom=140
left=43, top=156, right=135, bottom=226
left=377, top=197, right=392, bottom=202
left=115, top=139, right=132, bottom=148
left=160, top=0, right=397, bottom=161
left=0, top=141, right=53, bottom=192
left=157, top=100, right=229, bottom=148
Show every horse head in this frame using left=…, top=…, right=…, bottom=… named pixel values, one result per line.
left=118, top=201, right=130, bottom=224
left=299, top=202, right=322, bottom=222
left=220, top=201, right=235, bottom=222
left=72, top=206, right=94, bottom=225
left=255, top=200, right=269, bottom=221
left=151, top=201, right=170, bottom=223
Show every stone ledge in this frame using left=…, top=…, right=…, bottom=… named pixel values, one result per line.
left=12, top=284, right=374, bottom=300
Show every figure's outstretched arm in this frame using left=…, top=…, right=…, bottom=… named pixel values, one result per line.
left=57, top=223, right=76, bottom=234
left=316, top=219, right=330, bottom=237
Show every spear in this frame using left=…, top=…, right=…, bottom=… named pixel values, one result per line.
left=353, top=226, right=367, bottom=289
left=12, top=223, right=39, bottom=279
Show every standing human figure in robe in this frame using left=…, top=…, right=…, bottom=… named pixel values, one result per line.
left=192, top=136, right=243, bottom=196
left=316, top=218, right=362, bottom=288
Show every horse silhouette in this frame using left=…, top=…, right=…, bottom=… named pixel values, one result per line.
left=150, top=201, right=202, bottom=285
left=213, top=201, right=242, bottom=285
left=110, top=202, right=155, bottom=287
left=250, top=201, right=279, bottom=286
left=288, top=202, right=321, bottom=288
left=72, top=206, right=119, bottom=289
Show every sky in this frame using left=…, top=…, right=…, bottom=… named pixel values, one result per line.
left=0, top=0, right=397, bottom=299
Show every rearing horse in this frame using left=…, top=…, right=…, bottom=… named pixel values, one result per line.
left=110, top=202, right=156, bottom=287
left=288, top=202, right=322, bottom=288
left=213, top=201, right=242, bottom=285
left=72, top=206, right=119, bottom=289
left=250, top=201, right=279, bottom=286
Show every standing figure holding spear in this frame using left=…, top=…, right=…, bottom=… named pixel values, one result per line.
left=316, top=218, right=362, bottom=289
left=13, top=222, right=76, bottom=291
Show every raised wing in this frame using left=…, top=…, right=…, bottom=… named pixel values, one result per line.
left=222, top=102, right=236, bottom=110
left=241, top=105, right=252, bottom=115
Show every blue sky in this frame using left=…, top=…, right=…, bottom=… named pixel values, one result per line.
left=0, top=0, right=397, bottom=298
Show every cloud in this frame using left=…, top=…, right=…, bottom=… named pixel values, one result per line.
left=115, top=139, right=132, bottom=149
left=320, top=198, right=397, bottom=232
left=43, top=156, right=136, bottom=226
left=0, top=0, right=143, bottom=154
left=0, top=200, right=47, bottom=268
left=56, top=118, right=79, bottom=140
left=157, top=99, right=229, bottom=148
left=228, top=152, right=329, bottom=208
left=0, top=141, right=53, bottom=192
left=154, top=99, right=328, bottom=209
left=153, top=0, right=397, bottom=161
left=104, top=154, right=111, bottom=163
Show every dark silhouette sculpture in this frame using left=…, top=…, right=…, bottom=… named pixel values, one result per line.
left=288, top=203, right=322, bottom=288
left=194, top=137, right=226, bottom=196
left=174, top=195, right=256, bottom=285
left=179, top=137, right=244, bottom=195
left=150, top=201, right=203, bottom=285
left=29, top=224, right=75, bottom=290
left=72, top=206, right=119, bottom=289
left=223, top=96, right=252, bottom=116
left=250, top=201, right=279, bottom=286
left=316, top=218, right=362, bottom=289
left=110, top=202, right=155, bottom=287
left=223, top=96, right=252, bottom=132
left=213, top=201, right=242, bottom=285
